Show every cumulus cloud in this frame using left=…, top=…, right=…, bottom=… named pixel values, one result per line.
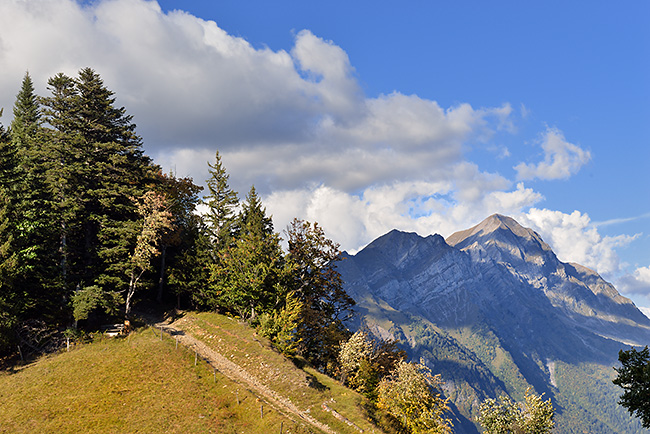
left=617, top=266, right=650, bottom=296
left=0, top=0, right=513, bottom=196
left=518, top=208, right=639, bottom=275
left=265, top=180, right=544, bottom=253
left=0, top=0, right=643, bottom=287
left=514, top=127, right=591, bottom=180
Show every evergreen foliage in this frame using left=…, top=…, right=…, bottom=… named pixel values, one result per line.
left=202, top=151, right=239, bottom=254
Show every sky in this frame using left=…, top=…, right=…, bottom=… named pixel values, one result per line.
left=1, top=0, right=649, bottom=306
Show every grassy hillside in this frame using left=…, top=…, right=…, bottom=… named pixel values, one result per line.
left=0, top=312, right=385, bottom=434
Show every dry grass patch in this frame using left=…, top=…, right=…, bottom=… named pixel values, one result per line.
left=0, top=329, right=313, bottom=434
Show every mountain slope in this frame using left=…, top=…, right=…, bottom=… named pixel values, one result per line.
left=0, top=313, right=384, bottom=434
left=338, top=214, right=650, bottom=434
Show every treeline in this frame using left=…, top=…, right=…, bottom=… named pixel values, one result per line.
left=0, top=69, right=354, bottom=372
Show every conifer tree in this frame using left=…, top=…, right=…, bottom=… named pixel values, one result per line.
left=0, top=111, right=17, bottom=352
left=8, top=74, right=63, bottom=323
left=239, top=185, right=274, bottom=238
left=11, top=72, right=40, bottom=148
left=40, top=68, right=159, bottom=318
left=208, top=188, right=287, bottom=318
left=202, top=151, right=239, bottom=255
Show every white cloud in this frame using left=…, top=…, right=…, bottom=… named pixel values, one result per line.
left=0, top=0, right=516, bottom=197
left=265, top=179, right=544, bottom=253
left=514, top=127, right=591, bottom=180
left=518, top=208, right=639, bottom=275
left=0, top=0, right=643, bottom=292
left=617, top=266, right=650, bottom=297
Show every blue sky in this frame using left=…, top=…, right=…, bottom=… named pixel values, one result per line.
left=1, top=0, right=649, bottom=306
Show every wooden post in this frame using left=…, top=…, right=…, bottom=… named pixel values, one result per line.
left=213, top=367, right=216, bottom=383
left=17, top=344, right=23, bottom=362
left=236, top=390, right=240, bottom=405
left=260, top=404, right=263, bottom=419
left=195, top=350, right=198, bottom=366
left=66, top=337, right=70, bottom=352
left=280, top=421, right=283, bottom=433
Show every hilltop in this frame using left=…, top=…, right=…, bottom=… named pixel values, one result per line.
left=0, top=311, right=384, bottom=434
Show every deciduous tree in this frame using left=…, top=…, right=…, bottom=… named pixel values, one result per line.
left=478, top=388, right=554, bottom=434
left=613, top=346, right=650, bottom=428
left=286, top=218, right=355, bottom=371
left=377, top=360, right=452, bottom=434
left=125, top=191, right=173, bottom=315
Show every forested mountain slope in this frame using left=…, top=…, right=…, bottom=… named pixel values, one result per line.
left=338, top=214, right=650, bottom=434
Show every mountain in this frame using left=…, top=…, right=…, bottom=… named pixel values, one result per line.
left=338, top=214, right=650, bottom=434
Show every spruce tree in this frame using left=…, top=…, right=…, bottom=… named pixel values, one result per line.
left=239, top=185, right=274, bottom=239
left=203, top=151, right=239, bottom=255
left=11, top=72, right=40, bottom=149
left=207, top=186, right=287, bottom=318
left=8, top=74, right=64, bottom=324
left=40, top=68, right=159, bottom=319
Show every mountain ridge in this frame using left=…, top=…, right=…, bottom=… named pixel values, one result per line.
left=337, top=214, right=649, bottom=434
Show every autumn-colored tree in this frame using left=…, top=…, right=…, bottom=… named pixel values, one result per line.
left=377, top=361, right=452, bottom=434
left=125, top=191, right=173, bottom=315
left=478, top=388, right=554, bottom=434
left=339, top=328, right=406, bottom=399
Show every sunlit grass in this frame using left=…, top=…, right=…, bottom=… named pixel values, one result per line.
left=0, top=328, right=313, bottom=434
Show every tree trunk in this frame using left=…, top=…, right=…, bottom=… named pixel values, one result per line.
left=156, top=244, right=167, bottom=303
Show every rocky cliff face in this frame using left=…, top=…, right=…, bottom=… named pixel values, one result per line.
left=338, top=214, right=650, bottom=434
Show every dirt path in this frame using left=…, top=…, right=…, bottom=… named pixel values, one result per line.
left=153, top=319, right=338, bottom=434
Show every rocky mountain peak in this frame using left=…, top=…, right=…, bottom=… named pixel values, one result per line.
left=446, top=214, right=555, bottom=268
left=337, top=215, right=650, bottom=434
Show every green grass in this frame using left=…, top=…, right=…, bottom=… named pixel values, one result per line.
left=0, top=328, right=315, bottom=434
left=174, top=311, right=384, bottom=433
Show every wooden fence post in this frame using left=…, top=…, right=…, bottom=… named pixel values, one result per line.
left=195, top=350, right=198, bottom=366
left=260, top=404, right=263, bottom=419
